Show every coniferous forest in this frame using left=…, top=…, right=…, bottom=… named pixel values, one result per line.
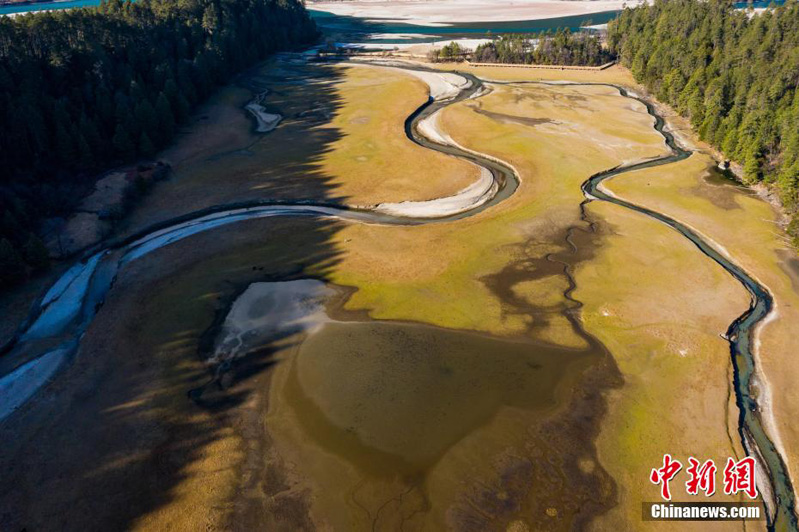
left=608, top=0, right=799, bottom=244
left=472, top=30, right=613, bottom=66
left=0, top=0, right=317, bottom=290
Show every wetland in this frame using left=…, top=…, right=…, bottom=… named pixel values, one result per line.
left=1, top=52, right=797, bottom=532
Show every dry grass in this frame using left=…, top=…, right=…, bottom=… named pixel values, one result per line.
left=576, top=200, right=752, bottom=530
left=435, top=62, right=640, bottom=86
left=121, top=63, right=478, bottom=235
left=330, top=80, right=668, bottom=339
left=316, top=65, right=479, bottom=204
left=5, top=60, right=783, bottom=531
left=605, top=151, right=799, bottom=510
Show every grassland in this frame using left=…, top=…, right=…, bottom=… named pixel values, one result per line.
left=312, top=71, right=761, bottom=529
left=121, top=62, right=478, bottom=235
left=604, top=151, right=799, bottom=515
left=3, top=57, right=791, bottom=531
left=576, top=199, right=752, bottom=530
left=329, top=80, right=668, bottom=341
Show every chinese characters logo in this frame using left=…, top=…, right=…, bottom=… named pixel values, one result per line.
left=650, top=455, right=757, bottom=500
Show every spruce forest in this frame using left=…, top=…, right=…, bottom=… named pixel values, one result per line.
left=472, top=30, right=613, bottom=66
left=0, top=0, right=317, bottom=289
left=609, top=0, right=799, bottom=243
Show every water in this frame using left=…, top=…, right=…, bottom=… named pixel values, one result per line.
left=1, top=0, right=784, bottom=23
left=577, top=84, right=797, bottom=532
left=0, top=64, right=519, bottom=420
left=310, top=9, right=621, bottom=44
left=0, top=0, right=98, bottom=16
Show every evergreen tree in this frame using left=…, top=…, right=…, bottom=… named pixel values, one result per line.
left=113, top=126, right=136, bottom=160
left=154, top=92, right=176, bottom=146
left=473, top=30, right=612, bottom=66
left=609, top=0, right=799, bottom=239
left=22, top=233, right=50, bottom=273
left=138, top=132, right=155, bottom=158
left=0, top=238, right=26, bottom=287
left=0, top=0, right=319, bottom=292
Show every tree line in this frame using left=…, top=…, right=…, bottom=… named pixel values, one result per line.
left=0, top=0, right=318, bottom=290
left=608, top=0, right=799, bottom=244
left=427, top=41, right=467, bottom=63
left=472, top=30, right=613, bottom=66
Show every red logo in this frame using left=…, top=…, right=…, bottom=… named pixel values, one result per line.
left=723, top=457, right=757, bottom=499
left=686, top=457, right=717, bottom=496
left=650, top=454, right=682, bottom=501
left=650, top=455, right=757, bottom=500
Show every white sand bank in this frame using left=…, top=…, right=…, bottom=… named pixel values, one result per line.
left=310, top=0, right=643, bottom=25
left=245, top=101, right=281, bottom=133
left=417, top=108, right=454, bottom=145
left=0, top=346, right=70, bottom=421
left=21, top=252, right=104, bottom=342
left=210, top=280, right=335, bottom=365
left=375, top=166, right=496, bottom=217
left=354, top=60, right=471, bottom=100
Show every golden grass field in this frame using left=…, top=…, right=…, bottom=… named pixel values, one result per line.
left=3, top=58, right=795, bottom=531
left=319, top=68, right=765, bottom=529
left=330, top=80, right=667, bottom=338
left=605, top=151, right=799, bottom=519
left=122, top=63, right=477, bottom=235
left=576, top=199, right=752, bottom=530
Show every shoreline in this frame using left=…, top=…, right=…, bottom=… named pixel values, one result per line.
left=309, top=0, right=643, bottom=25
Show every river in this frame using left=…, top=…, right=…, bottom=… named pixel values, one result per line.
left=0, top=57, right=794, bottom=529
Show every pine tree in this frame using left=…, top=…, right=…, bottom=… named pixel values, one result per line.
left=138, top=132, right=155, bottom=158
left=155, top=92, right=175, bottom=146
left=55, top=124, right=78, bottom=168
left=113, top=126, right=136, bottom=160
left=22, top=233, right=50, bottom=273
left=134, top=99, right=158, bottom=140
left=0, top=238, right=26, bottom=287
left=78, top=134, right=94, bottom=169
left=0, top=0, right=320, bottom=293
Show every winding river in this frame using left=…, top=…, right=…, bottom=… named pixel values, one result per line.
left=584, top=85, right=797, bottom=531
left=0, top=59, right=795, bottom=530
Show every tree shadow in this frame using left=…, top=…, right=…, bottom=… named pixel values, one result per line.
left=0, top=54, right=358, bottom=531
left=116, top=57, right=351, bottom=236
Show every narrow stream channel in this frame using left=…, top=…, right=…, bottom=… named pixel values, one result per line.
left=0, top=58, right=795, bottom=530
left=581, top=84, right=798, bottom=531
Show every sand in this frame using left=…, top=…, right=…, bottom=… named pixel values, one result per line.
left=209, top=280, right=334, bottom=365
left=0, top=346, right=70, bottom=421
left=309, top=0, right=643, bottom=25
left=375, top=166, right=497, bottom=216
left=355, top=60, right=472, bottom=100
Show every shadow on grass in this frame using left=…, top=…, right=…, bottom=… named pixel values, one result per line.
left=116, top=58, right=352, bottom=237
left=0, top=56, right=352, bottom=531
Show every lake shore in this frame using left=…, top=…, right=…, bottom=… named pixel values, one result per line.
left=309, top=0, right=643, bottom=25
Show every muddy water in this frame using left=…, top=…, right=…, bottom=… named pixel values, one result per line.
left=212, top=279, right=620, bottom=530
left=286, top=321, right=594, bottom=476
